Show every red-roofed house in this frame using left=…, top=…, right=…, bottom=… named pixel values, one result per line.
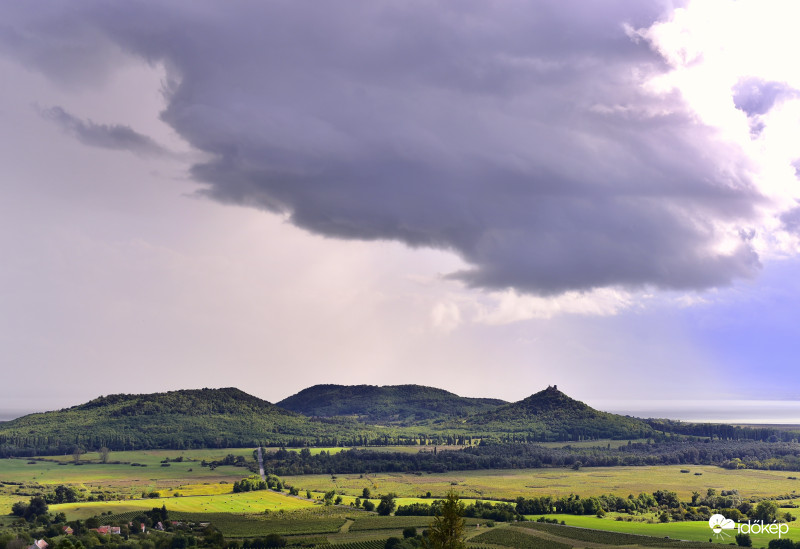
left=93, top=526, right=121, bottom=535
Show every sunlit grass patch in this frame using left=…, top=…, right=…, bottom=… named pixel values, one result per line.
left=51, top=488, right=314, bottom=519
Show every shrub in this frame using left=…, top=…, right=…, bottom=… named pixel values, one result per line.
left=263, top=533, right=286, bottom=548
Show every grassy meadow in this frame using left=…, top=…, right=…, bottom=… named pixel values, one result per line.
left=0, top=453, right=252, bottom=501
left=523, top=514, right=800, bottom=546
left=284, top=464, right=800, bottom=501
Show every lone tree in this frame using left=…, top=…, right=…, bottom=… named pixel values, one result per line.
left=99, top=447, right=110, bottom=463
left=425, top=489, right=465, bottom=549
left=377, top=493, right=397, bottom=516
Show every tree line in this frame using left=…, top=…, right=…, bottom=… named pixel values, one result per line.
left=260, top=440, right=800, bottom=475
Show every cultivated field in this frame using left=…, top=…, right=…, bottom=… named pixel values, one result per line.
left=522, top=514, right=800, bottom=546
left=284, top=464, right=800, bottom=501
left=48, top=489, right=314, bottom=519
left=4, top=449, right=800, bottom=548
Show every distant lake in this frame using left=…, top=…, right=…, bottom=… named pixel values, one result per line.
left=596, top=399, right=800, bottom=425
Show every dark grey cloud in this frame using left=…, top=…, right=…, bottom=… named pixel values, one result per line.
left=0, top=0, right=765, bottom=294
left=40, top=105, right=169, bottom=156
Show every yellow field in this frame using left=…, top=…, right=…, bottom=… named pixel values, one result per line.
left=262, top=445, right=468, bottom=456
left=284, top=465, right=800, bottom=501
left=51, top=490, right=315, bottom=519
left=42, top=448, right=255, bottom=464
left=157, top=482, right=235, bottom=497
left=0, top=453, right=252, bottom=500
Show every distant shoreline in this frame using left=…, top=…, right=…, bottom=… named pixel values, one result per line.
left=0, top=410, right=34, bottom=422
left=600, top=399, right=800, bottom=426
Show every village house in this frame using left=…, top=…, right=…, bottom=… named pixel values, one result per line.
left=93, top=526, right=121, bottom=535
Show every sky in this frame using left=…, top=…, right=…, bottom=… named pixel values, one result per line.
left=2, top=0, right=800, bottom=422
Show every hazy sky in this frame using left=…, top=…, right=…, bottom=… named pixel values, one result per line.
left=2, top=1, right=800, bottom=421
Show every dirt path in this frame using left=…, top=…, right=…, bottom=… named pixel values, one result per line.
left=339, top=519, right=354, bottom=533
left=256, top=447, right=266, bottom=482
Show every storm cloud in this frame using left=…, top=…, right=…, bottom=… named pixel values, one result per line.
left=0, top=1, right=770, bottom=294
left=41, top=105, right=169, bottom=156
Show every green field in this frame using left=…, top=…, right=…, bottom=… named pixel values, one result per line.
left=523, top=514, right=800, bottom=546
left=49, top=489, right=314, bottom=519
left=0, top=452, right=251, bottom=485
left=0, top=449, right=261, bottom=510
left=40, top=448, right=256, bottom=464
left=284, top=465, right=800, bottom=501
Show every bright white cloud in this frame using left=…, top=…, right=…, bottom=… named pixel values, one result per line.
left=430, top=301, right=462, bottom=332
left=474, top=288, right=636, bottom=325
left=636, top=0, right=800, bottom=262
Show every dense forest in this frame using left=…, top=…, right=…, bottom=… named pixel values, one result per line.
left=459, top=386, right=654, bottom=440
left=0, top=386, right=657, bottom=455
left=277, top=384, right=507, bottom=422
left=0, top=388, right=386, bottom=455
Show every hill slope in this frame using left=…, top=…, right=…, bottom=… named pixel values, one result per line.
left=466, top=385, right=653, bottom=441
left=0, top=388, right=365, bottom=454
left=0, top=385, right=655, bottom=453
left=277, top=384, right=507, bottom=422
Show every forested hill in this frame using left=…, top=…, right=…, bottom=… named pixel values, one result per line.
left=0, top=388, right=379, bottom=454
left=465, top=386, right=654, bottom=441
left=277, top=384, right=507, bottom=422
left=1, top=385, right=796, bottom=455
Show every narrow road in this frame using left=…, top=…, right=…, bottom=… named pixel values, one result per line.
left=256, top=446, right=266, bottom=482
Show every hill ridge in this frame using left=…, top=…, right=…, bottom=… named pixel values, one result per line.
left=469, top=385, right=652, bottom=441
left=277, top=383, right=507, bottom=422
left=0, top=385, right=655, bottom=454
